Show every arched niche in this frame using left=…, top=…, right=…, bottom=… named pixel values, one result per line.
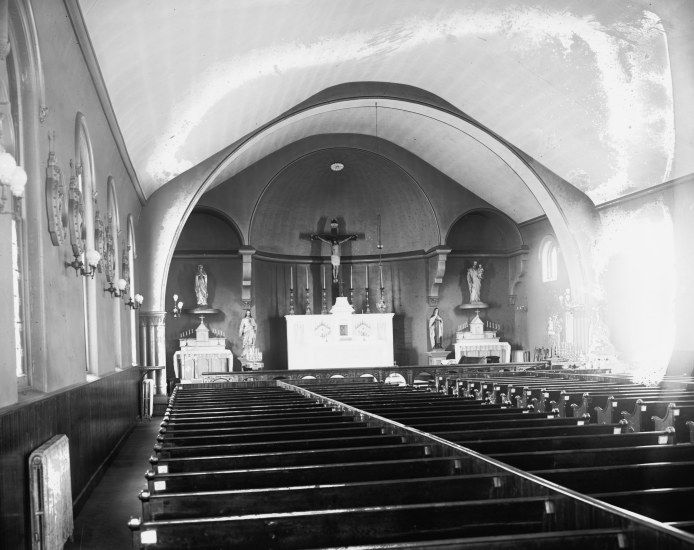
left=175, top=207, right=243, bottom=252
left=446, top=209, right=523, bottom=253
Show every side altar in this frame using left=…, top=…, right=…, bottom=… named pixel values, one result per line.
left=285, top=297, right=394, bottom=370
left=173, top=317, right=233, bottom=380
left=453, top=311, right=511, bottom=363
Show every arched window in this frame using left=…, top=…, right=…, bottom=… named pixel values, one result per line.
left=540, top=237, right=558, bottom=283
left=106, top=176, right=122, bottom=369
left=76, top=113, right=99, bottom=375
left=5, top=45, right=28, bottom=386
left=126, top=214, right=138, bottom=366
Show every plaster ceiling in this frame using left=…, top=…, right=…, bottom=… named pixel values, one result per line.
left=250, top=148, right=439, bottom=255
left=78, top=0, right=693, bottom=213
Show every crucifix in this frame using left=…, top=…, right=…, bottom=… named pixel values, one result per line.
left=309, top=219, right=360, bottom=284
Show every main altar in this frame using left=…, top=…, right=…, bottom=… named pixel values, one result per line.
left=285, top=297, right=394, bottom=370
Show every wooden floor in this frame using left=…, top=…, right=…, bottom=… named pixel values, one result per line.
left=65, top=420, right=161, bottom=550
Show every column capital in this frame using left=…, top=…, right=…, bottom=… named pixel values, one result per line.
left=138, top=310, right=167, bottom=327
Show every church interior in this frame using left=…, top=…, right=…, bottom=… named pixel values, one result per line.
left=2, top=0, right=694, bottom=548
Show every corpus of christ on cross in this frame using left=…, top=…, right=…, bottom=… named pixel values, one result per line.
left=304, top=218, right=363, bottom=287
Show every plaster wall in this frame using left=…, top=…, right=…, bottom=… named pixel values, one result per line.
left=596, top=177, right=694, bottom=374
left=4, top=0, right=142, bottom=403
left=519, top=218, right=570, bottom=353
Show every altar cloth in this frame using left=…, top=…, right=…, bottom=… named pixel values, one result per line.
left=285, top=312, right=394, bottom=370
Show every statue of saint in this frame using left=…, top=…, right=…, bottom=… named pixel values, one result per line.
left=310, top=219, right=358, bottom=283
left=195, top=265, right=208, bottom=306
left=428, top=307, right=443, bottom=349
left=466, top=261, right=484, bottom=304
left=239, top=309, right=257, bottom=358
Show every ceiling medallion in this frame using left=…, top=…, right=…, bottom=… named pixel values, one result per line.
left=330, top=163, right=344, bottom=172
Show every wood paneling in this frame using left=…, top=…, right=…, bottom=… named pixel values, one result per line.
left=0, top=368, right=139, bottom=549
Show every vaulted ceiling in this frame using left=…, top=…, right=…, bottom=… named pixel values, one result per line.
left=78, top=0, right=694, bottom=220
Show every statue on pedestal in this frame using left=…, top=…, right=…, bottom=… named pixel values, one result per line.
left=466, top=261, right=485, bottom=305
left=195, top=265, right=208, bottom=306
left=239, top=309, right=257, bottom=359
left=428, top=307, right=443, bottom=349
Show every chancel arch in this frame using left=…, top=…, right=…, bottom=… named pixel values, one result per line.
left=137, top=94, right=595, bottom=318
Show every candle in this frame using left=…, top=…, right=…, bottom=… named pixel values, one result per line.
left=322, top=265, right=325, bottom=289
left=365, top=264, right=369, bottom=288
left=379, top=265, right=383, bottom=288
left=290, top=265, right=293, bottom=290
left=305, top=265, right=309, bottom=289
left=377, top=214, right=382, bottom=247
left=350, top=265, right=353, bottom=288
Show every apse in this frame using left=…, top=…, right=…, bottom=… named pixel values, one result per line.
left=249, top=147, right=439, bottom=255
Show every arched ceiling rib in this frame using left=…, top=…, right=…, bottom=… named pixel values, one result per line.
left=79, top=0, right=688, bottom=205
left=202, top=103, right=544, bottom=222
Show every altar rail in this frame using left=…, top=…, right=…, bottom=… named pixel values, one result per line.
left=195, top=363, right=615, bottom=385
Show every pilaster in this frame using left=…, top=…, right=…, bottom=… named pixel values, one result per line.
left=138, top=310, right=167, bottom=395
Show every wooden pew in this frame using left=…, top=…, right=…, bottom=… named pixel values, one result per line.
left=154, top=433, right=408, bottom=459
left=150, top=442, right=431, bottom=472
left=138, top=474, right=509, bottom=521
left=621, top=400, right=694, bottom=434
left=653, top=404, right=694, bottom=443
left=456, top=430, right=674, bottom=454
left=131, top=380, right=694, bottom=549
left=532, top=461, right=694, bottom=492
left=490, top=443, right=694, bottom=470
left=128, top=496, right=570, bottom=549
left=145, top=457, right=464, bottom=493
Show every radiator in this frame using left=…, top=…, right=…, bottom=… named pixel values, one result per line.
left=29, top=434, right=73, bottom=550
left=142, top=378, right=155, bottom=419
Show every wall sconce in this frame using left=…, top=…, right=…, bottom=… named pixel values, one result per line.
left=105, top=278, right=128, bottom=297
left=172, top=294, right=183, bottom=317
left=65, top=248, right=101, bottom=278
left=125, top=293, right=143, bottom=310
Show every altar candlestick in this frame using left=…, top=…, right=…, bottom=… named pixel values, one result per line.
left=379, top=264, right=383, bottom=288
left=350, top=265, right=353, bottom=288
left=290, top=266, right=293, bottom=290
left=305, top=265, right=309, bottom=288
left=365, top=264, right=369, bottom=288
left=322, top=265, right=325, bottom=289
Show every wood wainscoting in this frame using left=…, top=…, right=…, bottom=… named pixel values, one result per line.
left=0, top=367, right=140, bottom=549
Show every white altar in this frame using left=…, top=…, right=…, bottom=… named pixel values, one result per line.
left=285, top=297, right=394, bottom=370
left=173, top=319, right=233, bottom=380
left=453, top=312, right=511, bottom=363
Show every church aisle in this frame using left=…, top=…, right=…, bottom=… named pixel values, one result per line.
left=66, top=419, right=161, bottom=550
